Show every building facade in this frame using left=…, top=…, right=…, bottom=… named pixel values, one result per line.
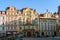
left=0, top=6, right=59, bottom=37
left=39, top=10, right=57, bottom=36
left=6, top=6, right=19, bottom=36
left=0, top=11, right=6, bottom=37
left=53, top=6, right=60, bottom=35
left=17, top=8, right=39, bottom=37
left=5, top=6, right=38, bottom=37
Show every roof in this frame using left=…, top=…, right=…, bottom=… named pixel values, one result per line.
left=20, top=7, right=33, bottom=11
left=6, top=6, right=16, bottom=10
left=39, top=14, right=44, bottom=17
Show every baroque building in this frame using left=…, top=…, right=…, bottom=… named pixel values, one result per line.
left=0, top=6, right=59, bottom=37
left=0, top=6, right=38, bottom=37
left=17, top=8, right=39, bottom=37
left=39, top=10, right=57, bottom=36
left=6, top=6, right=19, bottom=36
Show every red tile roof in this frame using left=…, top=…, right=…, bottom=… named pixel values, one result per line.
left=39, top=14, right=44, bottom=17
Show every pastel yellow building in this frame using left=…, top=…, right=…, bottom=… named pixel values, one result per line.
left=5, top=6, right=38, bottom=37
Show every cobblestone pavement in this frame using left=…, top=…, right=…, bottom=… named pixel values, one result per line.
left=22, top=37, right=60, bottom=40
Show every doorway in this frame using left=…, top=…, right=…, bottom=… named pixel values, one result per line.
left=41, top=32, right=44, bottom=36
left=27, top=32, right=31, bottom=37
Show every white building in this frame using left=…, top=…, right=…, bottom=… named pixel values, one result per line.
left=0, top=11, right=6, bottom=37
left=39, top=10, right=57, bottom=36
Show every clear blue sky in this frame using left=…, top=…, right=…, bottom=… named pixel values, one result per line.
left=0, top=0, right=60, bottom=13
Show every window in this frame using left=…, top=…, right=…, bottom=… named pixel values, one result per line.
left=2, top=27, right=4, bottom=30
left=11, top=27, right=13, bottom=30
left=10, top=13, right=11, bottom=15
left=19, top=18, right=21, bottom=20
left=10, top=8, right=14, bottom=11
left=48, top=23, right=49, bottom=30
left=59, top=20, right=60, bottom=22
left=13, top=27, right=16, bottom=30
left=25, top=13, right=26, bottom=15
left=8, top=27, right=10, bottom=30
left=36, top=26, right=38, bottom=29
left=20, top=27, right=22, bottom=30
left=14, top=21, right=16, bottom=25
left=10, top=27, right=11, bottom=30
left=23, top=18, right=25, bottom=21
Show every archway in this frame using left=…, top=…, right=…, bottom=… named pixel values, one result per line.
left=22, top=29, right=36, bottom=37
left=27, top=32, right=31, bottom=37
left=54, top=32, right=57, bottom=36
left=35, top=32, right=40, bottom=37
left=41, top=32, right=44, bottom=36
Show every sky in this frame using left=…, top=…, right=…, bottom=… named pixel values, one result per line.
left=0, top=0, right=60, bottom=13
